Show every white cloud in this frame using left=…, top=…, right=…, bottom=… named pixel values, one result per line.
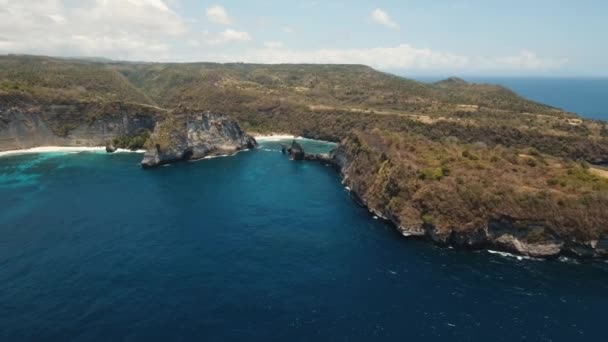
left=79, top=0, right=186, bottom=36
left=195, top=29, right=252, bottom=45
left=264, top=41, right=284, bottom=49
left=47, top=14, right=66, bottom=24
left=370, top=8, right=399, bottom=29
left=0, top=0, right=186, bottom=59
left=217, top=29, right=251, bottom=43
left=206, top=5, right=231, bottom=25
left=192, top=44, right=565, bottom=74
left=0, top=1, right=568, bottom=73
left=237, top=44, right=467, bottom=70
left=491, top=50, right=568, bottom=70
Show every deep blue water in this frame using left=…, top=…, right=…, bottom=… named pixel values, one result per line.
left=415, top=77, right=608, bottom=121
left=1, top=139, right=608, bottom=341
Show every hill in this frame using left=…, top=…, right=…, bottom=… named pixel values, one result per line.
left=0, top=55, right=153, bottom=105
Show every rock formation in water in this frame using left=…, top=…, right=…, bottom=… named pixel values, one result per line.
left=141, top=112, right=257, bottom=168
left=106, top=142, right=117, bottom=153
left=282, top=140, right=333, bottom=162
left=287, top=140, right=305, bottom=160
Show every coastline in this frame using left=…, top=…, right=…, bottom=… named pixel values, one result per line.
left=0, top=146, right=146, bottom=157
left=253, top=134, right=338, bottom=145
left=253, top=134, right=299, bottom=141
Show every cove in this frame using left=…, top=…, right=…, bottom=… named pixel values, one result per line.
left=0, top=138, right=607, bottom=341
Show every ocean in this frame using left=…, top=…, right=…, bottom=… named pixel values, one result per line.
left=1, top=139, right=607, bottom=341
left=416, top=77, right=608, bottom=121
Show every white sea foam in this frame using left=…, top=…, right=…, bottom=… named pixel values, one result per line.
left=0, top=146, right=146, bottom=158
left=203, top=154, right=231, bottom=159
left=487, top=250, right=540, bottom=261
left=191, top=149, right=250, bottom=162
left=115, top=149, right=147, bottom=154
left=558, top=256, right=579, bottom=264
left=0, top=146, right=105, bottom=157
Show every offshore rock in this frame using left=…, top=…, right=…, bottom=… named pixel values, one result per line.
left=287, top=140, right=305, bottom=160
left=141, top=112, right=257, bottom=168
left=105, top=142, right=117, bottom=153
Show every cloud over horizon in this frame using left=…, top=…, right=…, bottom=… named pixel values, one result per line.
left=0, top=0, right=575, bottom=75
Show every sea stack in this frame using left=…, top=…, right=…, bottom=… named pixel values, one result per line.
left=287, top=140, right=305, bottom=160
left=141, top=112, right=257, bottom=168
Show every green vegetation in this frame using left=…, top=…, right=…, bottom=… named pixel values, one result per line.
left=0, top=55, right=153, bottom=104
left=339, top=130, right=608, bottom=242
left=113, top=130, right=151, bottom=150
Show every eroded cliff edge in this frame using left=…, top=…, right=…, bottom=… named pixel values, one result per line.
left=312, top=132, right=608, bottom=259
left=0, top=95, right=161, bottom=151
left=141, top=112, right=257, bottom=168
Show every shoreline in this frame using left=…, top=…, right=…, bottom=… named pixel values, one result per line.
left=253, top=134, right=299, bottom=141
left=0, top=146, right=146, bottom=157
left=253, top=134, right=338, bottom=145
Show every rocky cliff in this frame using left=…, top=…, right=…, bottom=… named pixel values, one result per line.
left=0, top=96, right=160, bottom=151
left=313, top=133, right=608, bottom=259
left=141, top=112, right=257, bottom=168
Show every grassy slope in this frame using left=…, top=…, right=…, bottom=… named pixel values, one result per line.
left=112, top=62, right=560, bottom=116
left=0, top=55, right=154, bottom=105
left=340, top=129, right=608, bottom=242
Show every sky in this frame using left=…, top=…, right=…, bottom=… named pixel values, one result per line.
left=0, top=0, right=606, bottom=76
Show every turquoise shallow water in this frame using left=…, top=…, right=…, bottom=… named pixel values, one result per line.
left=1, top=139, right=608, bottom=341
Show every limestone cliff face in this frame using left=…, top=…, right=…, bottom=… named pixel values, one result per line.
left=0, top=99, right=159, bottom=151
left=141, top=112, right=257, bottom=168
left=320, top=138, right=608, bottom=259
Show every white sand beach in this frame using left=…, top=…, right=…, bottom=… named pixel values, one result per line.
left=253, top=134, right=298, bottom=141
left=0, top=146, right=146, bottom=157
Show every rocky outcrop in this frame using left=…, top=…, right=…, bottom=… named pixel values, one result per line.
left=287, top=140, right=305, bottom=160
left=141, top=112, right=257, bottom=168
left=305, top=137, right=608, bottom=259
left=106, top=142, right=117, bottom=153
left=280, top=140, right=337, bottom=164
